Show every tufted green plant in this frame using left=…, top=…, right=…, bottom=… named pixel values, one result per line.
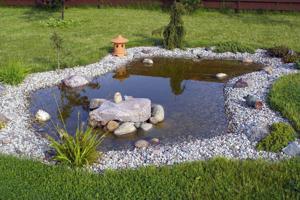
left=214, top=41, right=255, bottom=53
left=48, top=126, right=105, bottom=168
left=0, top=61, right=29, bottom=85
left=256, top=122, right=297, bottom=153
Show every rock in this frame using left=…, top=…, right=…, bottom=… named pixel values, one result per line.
left=216, top=73, right=228, bottom=80
left=106, top=120, right=119, bottom=132
left=243, top=95, right=263, bottom=110
left=151, top=104, right=164, bottom=123
left=0, top=84, right=5, bottom=96
left=35, top=110, right=51, bottom=122
left=245, top=123, right=269, bottom=142
left=150, top=138, right=160, bottom=144
left=114, top=92, right=123, bottom=104
left=233, top=78, right=249, bottom=88
left=114, top=122, right=136, bottom=136
left=89, top=98, right=151, bottom=123
left=149, top=117, right=159, bottom=125
left=141, top=49, right=151, bottom=54
left=143, top=58, right=154, bottom=65
left=141, top=123, right=153, bottom=131
left=124, top=96, right=133, bottom=101
left=0, top=114, right=9, bottom=129
left=62, top=75, right=89, bottom=88
left=243, top=58, right=253, bottom=63
left=90, top=98, right=106, bottom=110
left=135, top=139, right=150, bottom=148
left=263, top=66, right=273, bottom=75
left=134, top=122, right=142, bottom=128
left=283, top=141, right=300, bottom=156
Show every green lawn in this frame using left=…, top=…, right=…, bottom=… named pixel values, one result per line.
left=1, top=7, right=300, bottom=72
left=0, top=155, right=299, bottom=199
left=269, top=73, right=300, bottom=132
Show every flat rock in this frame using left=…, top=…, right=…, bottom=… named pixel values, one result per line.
left=283, top=141, right=300, bottom=156
left=89, top=98, right=151, bottom=123
left=114, top=122, right=136, bottom=136
left=140, top=123, right=153, bottom=131
left=135, top=139, right=150, bottom=148
left=62, top=75, right=89, bottom=88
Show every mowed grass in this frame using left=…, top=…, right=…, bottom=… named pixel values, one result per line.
left=1, top=7, right=300, bottom=72
left=269, top=73, right=300, bottom=132
left=0, top=155, right=299, bottom=199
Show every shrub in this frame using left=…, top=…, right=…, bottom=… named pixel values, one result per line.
left=267, top=46, right=300, bottom=63
left=214, top=41, right=255, bottom=53
left=163, top=2, right=186, bottom=50
left=48, top=126, right=105, bottom=167
left=0, top=61, right=29, bottom=85
left=256, top=122, right=296, bottom=153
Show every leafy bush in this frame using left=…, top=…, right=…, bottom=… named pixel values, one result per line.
left=214, top=41, right=255, bottom=53
left=256, top=122, right=296, bottom=153
left=267, top=46, right=300, bottom=63
left=48, top=126, right=105, bottom=167
left=179, top=0, right=201, bottom=12
left=163, top=2, right=186, bottom=50
left=0, top=61, right=29, bottom=85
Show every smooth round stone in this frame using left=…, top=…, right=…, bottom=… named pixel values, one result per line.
left=106, top=121, right=119, bottom=132
left=35, top=110, right=51, bottom=122
left=215, top=73, right=228, bottom=79
left=142, top=58, right=154, bottom=65
left=114, top=92, right=123, bottom=104
left=114, top=122, right=136, bottom=136
left=150, top=138, right=160, bottom=144
left=135, top=139, right=150, bottom=148
left=151, top=104, right=164, bottom=123
left=140, top=123, right=153, bottom=131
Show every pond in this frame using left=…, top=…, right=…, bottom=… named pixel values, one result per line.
left=30, top=57, right=262, bottom=151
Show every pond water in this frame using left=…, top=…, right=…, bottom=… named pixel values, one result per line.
left=30, top=58, right=262, bottom=151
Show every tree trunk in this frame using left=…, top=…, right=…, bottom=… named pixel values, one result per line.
left=61, top=0, right=65, bottom=20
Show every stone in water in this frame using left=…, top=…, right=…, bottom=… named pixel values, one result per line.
left=216, top=73, right=227, bottom=79
left=114, top=122, right=136, bottom=136
left=141, top=123, right=153, bottom=131
left=62, top=75, right=89, bottom=88
left=114, top=92, right=123, bottom=104
left=143, top=58, right=154, bottom=65
left=35, top=109, right=51, bottom=122
left=135, top=139, right=150, bottom=148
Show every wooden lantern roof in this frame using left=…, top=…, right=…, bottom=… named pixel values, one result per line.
left=111, top=35, right=129, bottom=44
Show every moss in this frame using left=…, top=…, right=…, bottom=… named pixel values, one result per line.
left=256, top=122, right=296, bottom=153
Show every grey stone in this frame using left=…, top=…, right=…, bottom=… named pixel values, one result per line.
left=246, top=123, right=269, bottom=142
left=283, top=142, right=300, bottom=156
left=149, top=117, right=159, bottom=125
left=114, top=122, right=136, bottom=136
left=62, top=75, right=89, bottom=88
left=151, top=104, right=164, bottom=123
left=89, top=98, right=151, bottom=123
left=135, top=139, right=150, bottom=148
left=35, top=110, right=51, bottom=122
left=90, top=98, right=106, bottom=110
left=150, top=138, right=160, bottom=144
left=134, top=122, right=141, bottom=128
left=234, top=78, right=249, bottom=88
left=140, top=123, right=153, bottom=131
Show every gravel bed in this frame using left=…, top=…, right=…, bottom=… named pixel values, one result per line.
left=0, top=47, right=298, bottom=170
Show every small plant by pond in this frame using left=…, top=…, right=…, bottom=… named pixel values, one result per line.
left=50, top=32, right=64, bottom=69
left=256, top=122, right=297, bottom=153
left=0, top=61, right=29, bottom=85
left=214, top=41, right=255, bottom=54
left=267, top=46, right=300, bottom=63
left=48, top=125, right=105, bottom=167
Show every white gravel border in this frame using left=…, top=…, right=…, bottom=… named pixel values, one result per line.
left=0, top=47, right=298, bottom=171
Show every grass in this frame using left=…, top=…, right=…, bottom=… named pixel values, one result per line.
left=0, top=60, right=29, bottom=85
left=0, top=155, right=299, bottom=199
left=268, top=73, right=300, bottom=132
left=0, top=7, right=300, bottom=73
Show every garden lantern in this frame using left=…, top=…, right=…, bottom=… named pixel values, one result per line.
left=111, top=35, right=129, bottom=57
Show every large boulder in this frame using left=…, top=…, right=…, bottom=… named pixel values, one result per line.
left=89, top=98, right=152, bottom=124
left=62, top=75, right=89, bottom=88
left=114, top=122, right=136, bottom=136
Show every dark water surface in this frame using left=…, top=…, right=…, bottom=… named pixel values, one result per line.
left=30, top=58, right=262, bottom=151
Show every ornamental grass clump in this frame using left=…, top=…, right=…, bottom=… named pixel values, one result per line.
left=214, top=41, right=255, bottom=53
left=256, top=122, right=297, bottom=153
left=48, top=125, right=105, bottom=168
left=163, top=2, right=186, bottom=50
left=0, top=61, right=29, bottom=85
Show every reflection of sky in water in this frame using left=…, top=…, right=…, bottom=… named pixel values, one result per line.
left=30, top=58, right=262, bottom=151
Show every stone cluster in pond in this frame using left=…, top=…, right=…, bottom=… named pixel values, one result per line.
left=88, top=92, right=165, bottom=136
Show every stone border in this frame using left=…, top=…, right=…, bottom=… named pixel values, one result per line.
left=0, top=47, right=298, bottom=171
